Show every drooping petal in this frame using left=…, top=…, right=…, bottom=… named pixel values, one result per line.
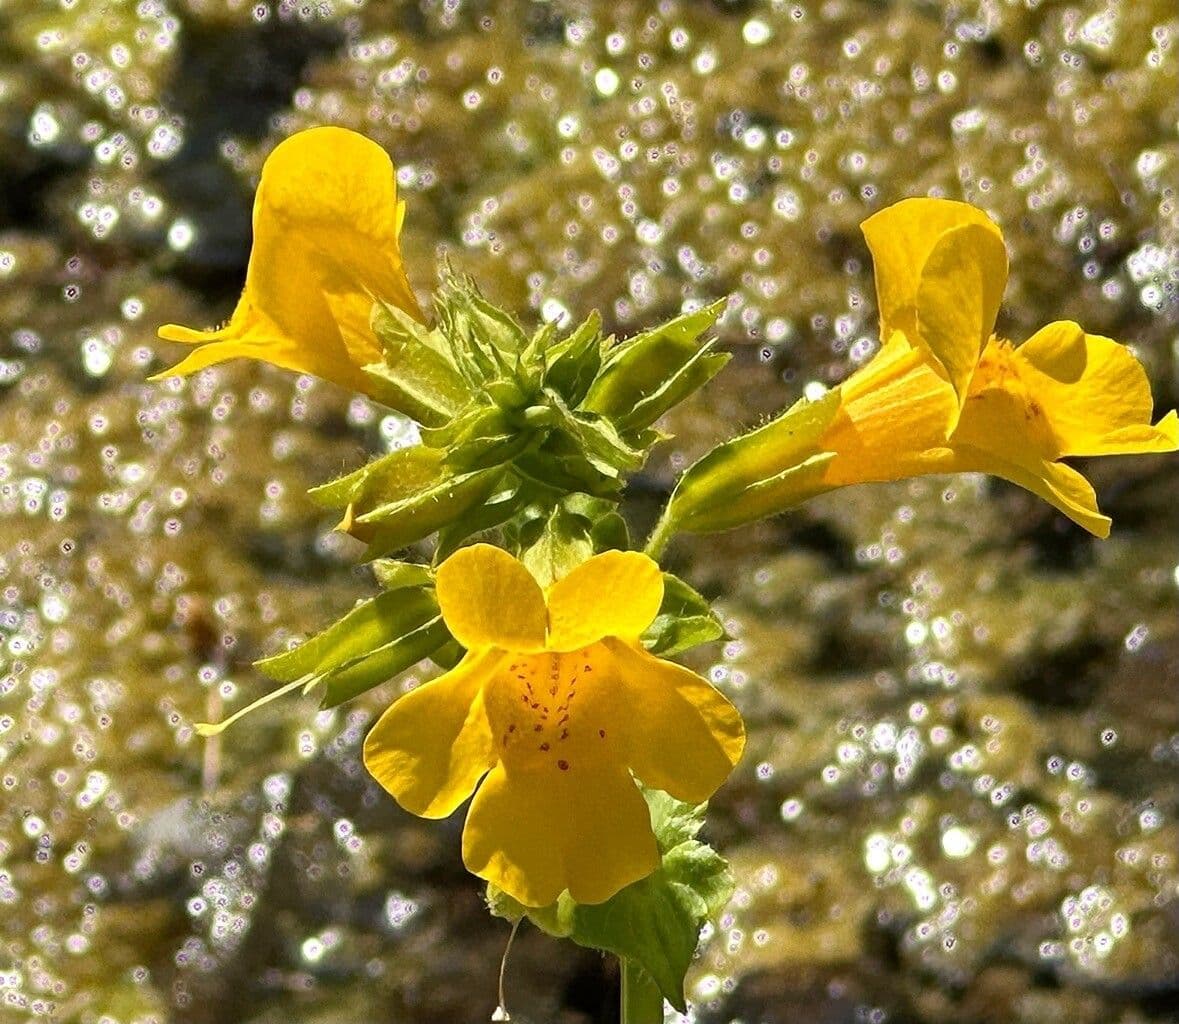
left=462, top=761, right=659, bottom=907
left=545, top=550, right=664, bottom=650
left=363, top=650, right=501, bottom=818
left=604, top=640, right=745, bottom=803
left=942, top=444, right=1112, bottom=539
left=862, top=198, right=1006, bottom=409
left=1012, top=322, right=1179, bottom=457
left=436, top=544, right=547, bottom=652
left=154, top=126, right=422, bottom=396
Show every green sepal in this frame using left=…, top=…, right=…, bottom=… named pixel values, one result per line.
left=365, top=300, right=470, bottom=427
left=419, top=403, right=506, bottom=451
left=620, top=342, right=730, bottom=434
left=519, top=505, right=595, bottom=587
left=664, top=389, right=841, bottom=534
left=544, top=390, right=645, bottom=477
left=485, top=378, right=535, bottom=413
left=487, top=790, right=733, bottom=1013
left=352, top=465, right=506, bottom=558
left=307, top=445, right=449, bottom=511
left=319, top=616, right=451, bottom=708
left=642, top=574, right=726, bottom=656
left=543, top=311, right=604, bottom=407
left=371, top=560, right=433, bottom=591
left=513, top=446, right=621, bottom=499
left=433, top=481, right=531, bottom=562
left=562, top=493, right=629, bottom=552
left=255, top=587, right=439, bottom=684
left=430, top=638, right=465, bottom=671
left=437, top=272, right=528, bottom=360
left=584, top=301, right=727, bottom=429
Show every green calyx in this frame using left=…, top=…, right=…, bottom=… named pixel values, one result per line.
left=313, top=273, right=728, bottom=560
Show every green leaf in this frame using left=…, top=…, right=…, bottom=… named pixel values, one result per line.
left=487, top=790, right=732, bottom=1013
left=664, top=388, right=842, bottom=534
left=365, top=300, right=470, bottom=427
left=255, top=587, right=439, bottom=683
left=319, top=617, right=451, bottom=708
left=642, top=574, right=726, bottom=656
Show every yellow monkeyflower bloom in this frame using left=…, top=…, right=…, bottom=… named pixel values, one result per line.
left=152, top=126, right=423, bottom=396
left=363, top=544, right=745, bottom=907
left=668, top=197, right=1177, bottom=538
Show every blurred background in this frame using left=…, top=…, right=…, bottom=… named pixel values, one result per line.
left=1, top=1, right=1177, bottom=1021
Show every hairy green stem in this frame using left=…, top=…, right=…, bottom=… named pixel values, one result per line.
left=620, top=959, right=664, bottom=1024
left=642, top=509, right=676, bottom=561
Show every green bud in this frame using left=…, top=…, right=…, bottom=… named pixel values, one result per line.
left=663, top=389, right=841, bottom=534
left=584, top=300, right=729, bottom=432
left=543, top=310, right=604, bottom=406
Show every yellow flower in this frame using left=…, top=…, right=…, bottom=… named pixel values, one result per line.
left=152, top=126, right=423, bottom=396
left=668, top=198, right=1177, bottom=538
left=362, top=544, right=745, bottom=907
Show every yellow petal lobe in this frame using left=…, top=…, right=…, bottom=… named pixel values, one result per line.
left=462, top=762, right=658, bottom=907
left=862, top=197, right=1005, bottom=349
left=436, top=545, right=547, bottom=652
left=154, top=126, right=422, bottom=396
left=606, top=639, right=745, bottom=802
left=545, top=550, right=664, bottom=651
left=1012, top=322, right=1179, bottom=456
left=915, top=221, right=1008, bottom=410
left=363, top=650, right=500, bottom=818
left=943, top=444, right=1111, bottom=539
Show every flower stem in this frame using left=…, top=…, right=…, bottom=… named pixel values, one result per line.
left=642, top=510, right=676, bottom=562
left=620, top=959, right=663, bottom=1024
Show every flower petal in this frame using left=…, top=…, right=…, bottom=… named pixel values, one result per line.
left=915, top=221, right=1008, bottom=411
left=948, top=443, right=1111, bottom=538
left=605, top=639, right=744, bottom=803
left=822, top=331, right=959, bottom=488
left=462, top=761, right=659, bottom=907
left=545, top=550, right=664, bottom=650
left=436, top=544, right=547, bottom=651
left=1014, top=322, right=1179, bottom=457
left=363, top=650, right=500, bottom=818
left=862, top=197, right=1005, bottom=348
left=154, top=126, right=422, bottom=395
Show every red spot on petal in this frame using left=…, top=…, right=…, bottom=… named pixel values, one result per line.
left=599, top=729, right=606, bottom=739
left=539, top=742, right=550, bottom=752
left=557, top=760, right=570, bottom=771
